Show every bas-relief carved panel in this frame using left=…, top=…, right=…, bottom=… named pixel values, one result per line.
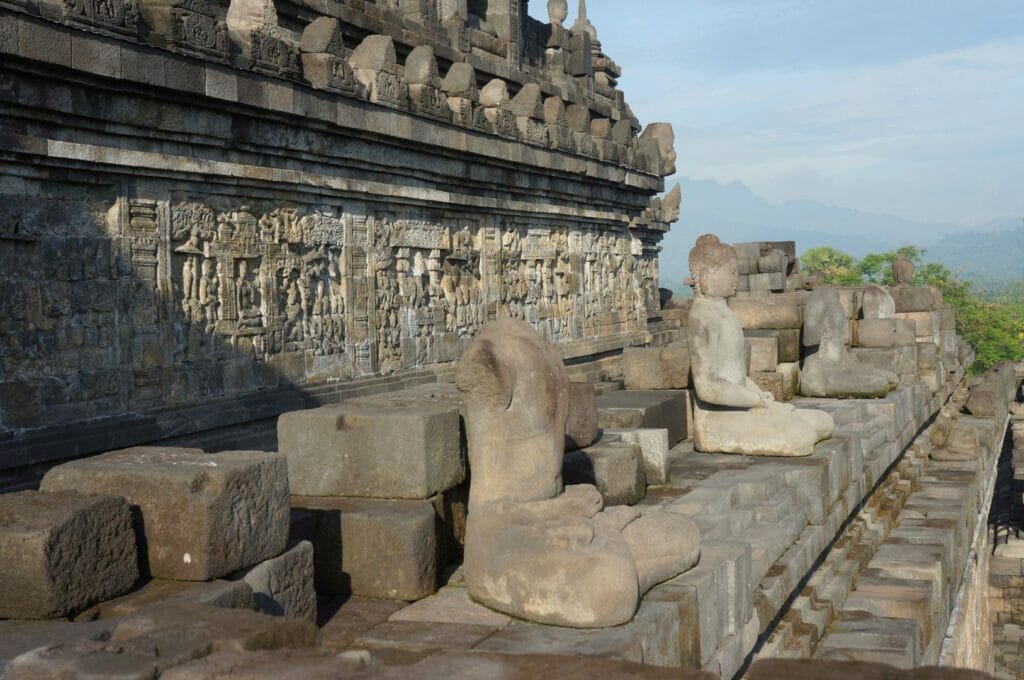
left=131, top=195, right=659, bottom=376
left=0, top=192, right=660, bottom=431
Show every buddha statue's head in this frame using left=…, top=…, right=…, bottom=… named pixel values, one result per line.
left=689, top=234, right=737, bottom=299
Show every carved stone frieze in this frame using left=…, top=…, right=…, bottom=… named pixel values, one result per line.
left=65, top=0, right=140, bottom=35
left=170, top=0, right=229, bottom=61
left=247, top=30, right=301, bottom=79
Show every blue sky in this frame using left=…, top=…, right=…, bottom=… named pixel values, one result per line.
left=529, top=1, right=1024, bottom=226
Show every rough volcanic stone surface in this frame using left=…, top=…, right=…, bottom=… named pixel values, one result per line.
left=567, top=381, right=599, bottom=450
left=235, top=540, right=317, bottom=623
left=747, top=659, right=994, bottom=679
left=563, top=440, right=646, bottom=506
left=856, top=318, right=917, bottom=348
left=456, top=319, right=700, bottom=628
left=293, top=496, right=438, bottom=601
left=6, top=603, right=319, bottom=680
left=602, top=428, right=670, bottom=485
left=0, top=490, right=138, bottom=619
left=621, top=342, right=691, bottom=390
left=278, top=401, right=463, bottom=499
left=40, top=448, right=289, bottom=581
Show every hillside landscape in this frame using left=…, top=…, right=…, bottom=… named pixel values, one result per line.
left=661, top=178, right=1024, bottom=292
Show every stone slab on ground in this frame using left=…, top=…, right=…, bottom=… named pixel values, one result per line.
left=163, top=649, right=716, bottom=679
left=354, top=620, right=498, bottom=655
left=292, top=496, right=438, bottom=601
left=0, top=490, right=138, bottom=619
left=474, top=598, right=686, bottom=668
left=233, top=540, right=317, bottom=623
left=73, top=578, right=256, bottom=622
left=748, top=658, right=994, bottom=679
left=317, top=596, right=406, bottom=650
left=563, top=439, right=646, bottom=506
left=6, top=602, right=318, bottom=679
left=0, top=618, right=115, bottom=672
left=388, top=586, right=512, bottom=627
left=40, top=447, right=289, bottom=581
left=159, top=649, right=375, bottom=680
left=390, top=651, right=717, bottom=679
left=278, top=401, right=463, bottom=499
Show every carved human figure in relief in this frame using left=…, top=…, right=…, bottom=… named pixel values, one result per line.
left=799, top=286, right=898, bottom=398
left=686, top=234, right=834, bottom=456
left=198, top=260, right=217, bottom=330
left=236, top=260, right=262, bottom=328
left=458, top=318, right=700, bottom=628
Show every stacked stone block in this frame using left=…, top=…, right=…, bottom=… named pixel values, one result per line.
left=1, top=447, right=320, bottom=676
left=807, top=365, right=1020, bottom=669
left=37, top=447, right=316, bottom=623
left=279, top=393, right=467, bottom=602
left=723, top=290, right=805, bottom=402
left=731, top=242, right=796, bottom=296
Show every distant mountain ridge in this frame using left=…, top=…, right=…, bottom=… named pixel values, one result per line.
left=660, top=178, right=1022, bottom=290
left=927, top=227, right=1024, bottom=286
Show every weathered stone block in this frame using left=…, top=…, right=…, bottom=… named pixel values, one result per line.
left=752, top=371, right=785, bottom=402
left=748, top=273, right=773, bottom=292
left=727, top=295, right=802, bottom=330
left=563, top=440, right=646, bottom=506
left=621, top=342, right=691, bottom=390
left=602, top=428, right=670, bottom=485
left=896, top=311, right=939, bottom=339
left=776, top=362, right=799, bottom=401
left=293, top=496, right=438, bottom=601
left=747, top=329, right=800, bottom=363
left=0, top=490, right=138, bottom=619
left=74, top=579, right=256, bottom=622
left=746, top=336, right=779, bottom=373
left=567, top=381, right=599, bottom=450
left=856, top=318, right=916, bottom=348
left=597, top=390, right=687, bottom=446
left=41, top=448, right=289, bottom=581
left=234, top=541, right=316, bottom=623
left=278, top=401, right=463, bottom=499
left=890, top=285, right=941, bottom=313
left=854, top=345, right=918, bottom=377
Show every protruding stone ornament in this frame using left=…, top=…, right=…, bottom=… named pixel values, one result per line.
left=548, top=0, right=568, bottom=26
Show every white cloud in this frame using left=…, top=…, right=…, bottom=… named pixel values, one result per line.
left=623, top=37, right=1024, bottom=224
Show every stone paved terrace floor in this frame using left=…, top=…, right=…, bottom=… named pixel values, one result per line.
left=303, top=379, right=985, bottom=678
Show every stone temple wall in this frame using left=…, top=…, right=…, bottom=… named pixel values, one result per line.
left=0, top=0, right=678, bottom=479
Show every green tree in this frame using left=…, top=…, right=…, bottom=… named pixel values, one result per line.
left=857, top=245, right=926, bottom=284
left=800, top=246, right=861, bottom=285
left=798, top=244, right=1023, bottom=374
left=912, top=260, right=1023, bottom=373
